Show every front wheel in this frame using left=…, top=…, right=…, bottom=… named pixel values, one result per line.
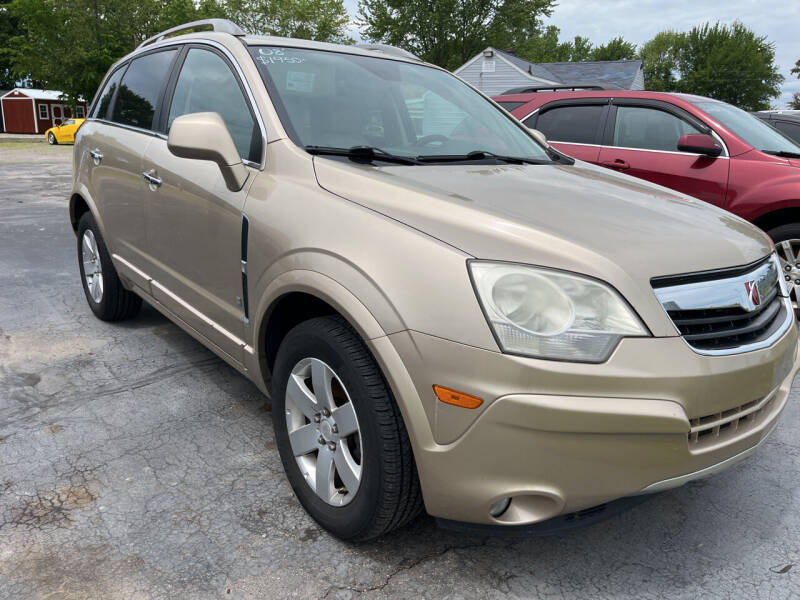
left=272, top=316, right=422, bottom=540
left=48, top=132, right=57, bottom=145
left=768, top=223, right=800, bottom=318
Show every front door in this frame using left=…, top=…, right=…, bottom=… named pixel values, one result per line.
left=597, top=103, right=729, bottom=206
left=142, top=45, right=263, bottom=361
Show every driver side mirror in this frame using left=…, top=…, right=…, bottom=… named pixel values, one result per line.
left=677, top=133, right=722, bottom=157
left=528, top=128, right=547, bottom=146
left=168, top=112, right=248, bottom=192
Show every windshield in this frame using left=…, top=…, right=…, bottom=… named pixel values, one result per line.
left=249, top=46, right=552, bottom=162
left=693, top=101, right=800, bottom=155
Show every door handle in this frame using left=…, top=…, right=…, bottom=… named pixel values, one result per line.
left=89, top=149, right=103, bottom=165
left=142, top=170, right=162, bottom=188
left=600, top=158, right=630, bottom=170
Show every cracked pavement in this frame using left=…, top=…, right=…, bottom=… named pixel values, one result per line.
left=1, top=143, right=799, bottom=599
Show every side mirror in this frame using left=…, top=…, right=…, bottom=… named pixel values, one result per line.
left=168, top=112, right=248, bottom=192
left=528, top=128, right=547, bottom=146
left=677, top=133, right=722, bottom=157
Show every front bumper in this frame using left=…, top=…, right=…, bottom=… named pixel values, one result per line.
left=379, top=325, right=799, bottom=526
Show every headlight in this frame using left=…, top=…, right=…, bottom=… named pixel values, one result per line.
left=469, top=261, right=649, bottom=362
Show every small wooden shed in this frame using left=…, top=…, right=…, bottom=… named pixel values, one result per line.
left=1, top=88, right=87, bottom=134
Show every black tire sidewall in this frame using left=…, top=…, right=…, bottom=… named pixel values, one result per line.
left=767, top=223, right=800, bottom=246
left=48, top=133, right=56, bottom=144
left=272, top=320, right=386, bottom=539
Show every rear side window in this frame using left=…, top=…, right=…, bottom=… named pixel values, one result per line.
left=91, top=68, right=124, bottom=120
left=528, top=105, right=604, bottom=144
left=774, top=120, right=800, bottom=143
left=613, top=106, right=701, bottom=151
left=496, top=101, right=524, bottom=112
left=167, top=48, right=260, bottom=163
left=112, top=49, right=177, bottom=130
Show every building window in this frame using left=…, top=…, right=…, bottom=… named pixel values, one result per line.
left=38, top=103, right=49, bottom=120
left=75, top=105, right=85, bottom=118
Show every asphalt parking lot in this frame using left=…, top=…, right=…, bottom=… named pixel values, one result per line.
left=1, top=142, right=799, bottom=599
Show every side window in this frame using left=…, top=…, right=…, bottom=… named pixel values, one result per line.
left=527, top=105, right=605, bottom=144
left=168, top=48, right=260, bottom=163
left=774, top=120, right=800, bottom=143
left=91, top=67, right=125, bottom=120
left=613, top=106, right=701, bottom=152
left=112, top=49, right=177, bottom=130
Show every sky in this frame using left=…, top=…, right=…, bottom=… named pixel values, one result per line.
left=342, top=0, right=800, bottom=108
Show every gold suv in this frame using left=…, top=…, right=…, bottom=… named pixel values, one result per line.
left=70, top=19, right=799, bottom=540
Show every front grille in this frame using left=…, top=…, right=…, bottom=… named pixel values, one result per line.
left=688, top=392, right=776, bottom=449
left=666, top=287, right=785, bottom=351
left=653, top=256, right=791, bottom=354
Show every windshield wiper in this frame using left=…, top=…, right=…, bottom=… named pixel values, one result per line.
left=415, top=150, right=553, bottom=165
left=305, top=145, right=421, bottom=165
left=762, top=149, right=800, bottom=159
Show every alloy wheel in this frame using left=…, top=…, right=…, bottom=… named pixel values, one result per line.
left=284, top=357, right=362, bottom=506
left=776, top=239, right=800, bottom=317
left=81, top=229, right=104, bottom=303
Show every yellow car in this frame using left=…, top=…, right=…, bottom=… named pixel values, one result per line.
left=45, top=118, right=85, bottom=144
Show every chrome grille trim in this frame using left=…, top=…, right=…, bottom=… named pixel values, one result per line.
left=653, top=254, right=794, bottom=356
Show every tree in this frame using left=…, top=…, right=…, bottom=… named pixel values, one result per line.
left=357, top=0, right=555, bottom=71
left=639, top=22, right=783, bottom=111
left=224, top=0, right=351, bottom=43
left=7, top=0, right=226, bottom=103
left=6, top=0, right=352, bottom=104
left=638, top=31, right=682, bottom=92
left=791, top=60, right=800, bottom=109
left=517, top=27, right=592, bottom=62
left=590, top=36, right=636, bottom=61
left=0, top=0, right=33, bottom=88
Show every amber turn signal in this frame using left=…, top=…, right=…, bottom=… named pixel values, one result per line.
left=433, top=385, right=483, bottom=409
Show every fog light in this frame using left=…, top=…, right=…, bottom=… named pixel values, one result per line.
left=489, top=497, right=511, bottom=518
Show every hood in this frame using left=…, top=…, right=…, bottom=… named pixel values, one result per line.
left=313, top=158, right=771, bottom=291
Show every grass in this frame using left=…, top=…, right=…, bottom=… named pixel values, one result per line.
left=0, top=141, right=49, bottom=150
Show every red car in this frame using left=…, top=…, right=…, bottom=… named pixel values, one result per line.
left=494, top=90, right=800, bottom=312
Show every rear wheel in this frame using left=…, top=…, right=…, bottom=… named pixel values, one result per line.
left=767, top=223, right=800, bottom=317
left=77, top=212, right=141, bottom=321
left=48, top=132, right=57, bottom=145
left=272, top=315, right=423, bottom=540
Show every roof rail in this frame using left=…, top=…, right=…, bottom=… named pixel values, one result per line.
left=356, top=43, right=421, bottom=61
left=137, top=19, right=245, bottom=50
left=501, top=84, right=615, bottom=94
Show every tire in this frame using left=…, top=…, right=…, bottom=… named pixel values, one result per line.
left=272, top=315, right=423, bottom=541
left=77, top=212, right=141, bottom=321
left=767, top=223, right=800, bottom=318
left=48, top=132, right=57, bottom=145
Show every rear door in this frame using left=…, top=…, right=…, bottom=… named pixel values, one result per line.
left=141, top=44, right=263, bottom=361
left=86, top=47, right=179, bottom=289
left=597, top=100, right=729, bottom=206
left=521, top=99, right=609, bottom=163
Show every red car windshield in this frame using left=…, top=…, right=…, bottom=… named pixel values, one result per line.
left=694, top=101, right=800, bottom=156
